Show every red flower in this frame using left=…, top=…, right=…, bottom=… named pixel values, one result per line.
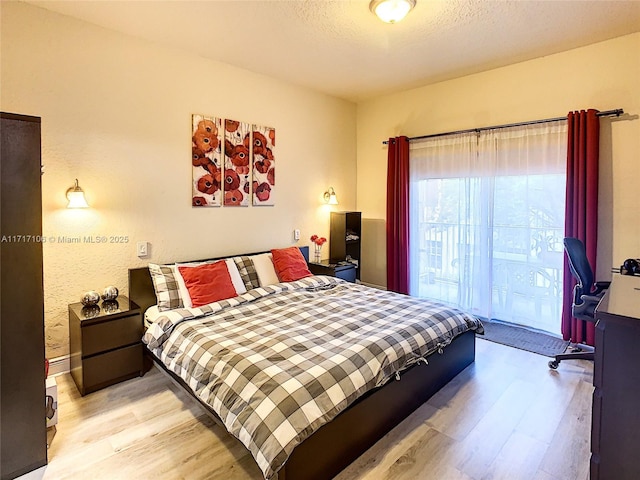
left=254, top=182, right=271, bottom=202
left=197, top=174, right=220, bottom=195
left=255, top=158, right=271, bottom=174
left=224, top=169, right=241, bottom=190
left=192, top=119, right=219, bottom=153
left=225, top=119, right=239, bottom=132
left=310, top=235, right=327, bottom=246
left=229, top=144, right=250, bottom=173
left=192, top=147, right=209, bottom=167
left=224, top=190, right=243, bottom=206
left=252, top=131, right=273, bottom=159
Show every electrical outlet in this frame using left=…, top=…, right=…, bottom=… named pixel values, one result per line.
left=294, top=229, right=300, bottom=241
left=137, top=241, right=148, bottom=257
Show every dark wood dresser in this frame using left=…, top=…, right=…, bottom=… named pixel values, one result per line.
left=592, top=275, right=640, bottom=480
left=69, top=296, right=143, bottom=395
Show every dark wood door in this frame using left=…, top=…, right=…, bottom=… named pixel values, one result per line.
left=1, top=112, right=47, bottom=479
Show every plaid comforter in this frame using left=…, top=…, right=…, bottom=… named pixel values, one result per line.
left=143, top=276, right=483, bottom=479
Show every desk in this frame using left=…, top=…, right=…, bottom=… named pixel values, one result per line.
left=592, top=275, right=640, bottom=480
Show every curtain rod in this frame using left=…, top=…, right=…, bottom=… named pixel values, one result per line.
left=382, top=109, right=624, bottom=144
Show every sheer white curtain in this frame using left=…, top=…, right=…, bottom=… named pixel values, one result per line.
left=409, top=121, right=568, bottom=333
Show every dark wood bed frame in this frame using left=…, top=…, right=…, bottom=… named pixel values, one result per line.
left=129, top=246, right=476, bottom=480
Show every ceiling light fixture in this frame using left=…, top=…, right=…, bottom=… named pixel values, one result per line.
left=369, top=0, right=416, bottom=24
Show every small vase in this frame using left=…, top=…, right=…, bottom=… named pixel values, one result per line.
left=314, top=245, right=322, bottom=263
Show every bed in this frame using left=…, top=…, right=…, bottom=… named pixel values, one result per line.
left=129, top=246, right=482, bottom=480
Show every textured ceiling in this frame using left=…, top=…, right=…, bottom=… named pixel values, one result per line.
left=23, top=0, right=640, bottom=102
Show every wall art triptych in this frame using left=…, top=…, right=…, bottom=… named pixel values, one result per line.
left=252, top=125, right=276, bottom=206
left=192, top=114, right=275, bottom=207
left=191, top=115, right=222, bottom=207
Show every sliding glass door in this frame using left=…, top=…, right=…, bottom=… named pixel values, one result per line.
left=409, top=122, right=567, bottom=334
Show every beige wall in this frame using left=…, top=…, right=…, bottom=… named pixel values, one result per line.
left=1, top=2, right=357, bottom=358
left=357, top=33, right=640, bottom=287
left=3, top=1, right=638, bottom=358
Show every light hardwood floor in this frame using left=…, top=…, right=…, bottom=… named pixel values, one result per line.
left=43, top=339, right=593, bottom=480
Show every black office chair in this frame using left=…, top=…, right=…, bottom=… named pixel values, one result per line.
left=548, top=237, right=610, bottom=369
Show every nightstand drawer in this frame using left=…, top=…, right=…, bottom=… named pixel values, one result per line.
left=83, top=344, right=142, bottom=392
left=83, top=313, right=142, bottom=357
left=336, top=267, right=357, bottom=283
left=309, top=261, right=357, bottom=283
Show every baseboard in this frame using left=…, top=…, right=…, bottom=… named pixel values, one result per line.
left=48, top=354, right=70, bottom=376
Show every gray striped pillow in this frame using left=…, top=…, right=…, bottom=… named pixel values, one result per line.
left=148, top=264, right=184, bottom=311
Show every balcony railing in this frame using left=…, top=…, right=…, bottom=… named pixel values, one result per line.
left=414, top=223, right=564, bottom=334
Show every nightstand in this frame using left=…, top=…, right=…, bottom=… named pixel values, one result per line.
left=68, top=296, right=143, bottom=396
left=308, top=260, right=357, bottom=283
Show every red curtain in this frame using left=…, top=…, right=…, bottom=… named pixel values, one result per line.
left=562, top=109, right=599, bottom=345
left=386, top=136, right=410, bottom=294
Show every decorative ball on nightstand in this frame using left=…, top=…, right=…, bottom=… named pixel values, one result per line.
left=101, top=285, right=119, bottom=301
left=81, top=304, right=101, bottom=318
left=81, top=290, right=100, bottom=306
left=102, top=299, right=120, bottom=313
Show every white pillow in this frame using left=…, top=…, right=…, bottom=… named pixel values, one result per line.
left=225, top=259, right=247, bottom=295
left=171, top=265, right=192, bottom=308
left=250, top=253, right=280, bottom=287
left=144, top=305, right=160, bottom=327
left=174, top=259, right=246, bottom=307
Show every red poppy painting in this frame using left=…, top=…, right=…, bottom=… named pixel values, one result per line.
left=192, top=114, right=222, bottom=207
left=252, top=124, right=276, bottom=206
left=224, top=119, right=251, bottom=206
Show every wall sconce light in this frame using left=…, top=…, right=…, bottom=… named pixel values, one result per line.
left=369, top=0, right=416, bottom=23
left=66, top=179, right=89, bottom=208
left=323, top=187, right=339, bottom=205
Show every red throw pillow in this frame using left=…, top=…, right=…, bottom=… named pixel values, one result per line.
left=271, top=247, right=313, bottom=282
left=177, top=261, right=237, bottom=307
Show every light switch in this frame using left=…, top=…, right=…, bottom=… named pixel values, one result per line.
left=294, top=229, right=300, bottom=241
left=137, top=241, right=149, bottom=257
